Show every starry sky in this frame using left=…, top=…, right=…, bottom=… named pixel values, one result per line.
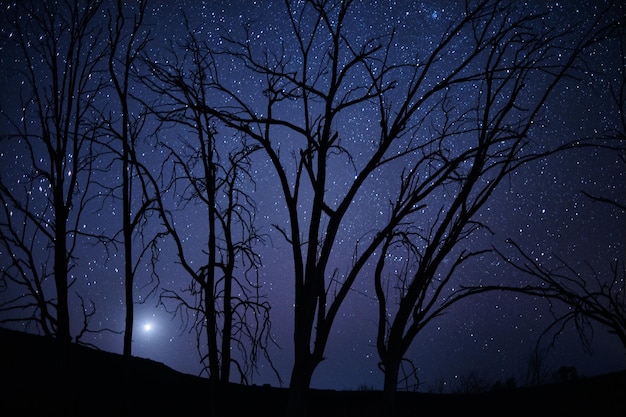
left=1, top=0, right=625, bottom=392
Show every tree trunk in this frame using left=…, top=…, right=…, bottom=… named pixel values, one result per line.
left=123, top=142, right=133, bottom=357
left=286, top=284, right=320, bottom=416
left=221, top=269, right=233, bottom=384
left=205, top=274, right=223, bottom=417
left=286, top=359, right=315, bottom=417
left=54, top=201, right=71, bottom=344
left=205, top=284, right=220, bottom=381
left=382, top=358, right=400, bottom=416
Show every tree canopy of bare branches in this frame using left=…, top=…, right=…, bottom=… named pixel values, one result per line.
left=0, top=0, right=109, bottom=344
left=139, top=21, right=282, bottom=415
left=368, top=1, right=624, bottom=406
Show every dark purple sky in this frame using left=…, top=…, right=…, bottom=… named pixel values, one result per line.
left=1, top=0, right=624, bottom=392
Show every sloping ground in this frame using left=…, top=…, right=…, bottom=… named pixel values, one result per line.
left=1, top=326, right=624, bottom=417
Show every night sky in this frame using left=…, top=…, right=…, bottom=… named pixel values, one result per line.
left=1, top=0, right=625, bottom=392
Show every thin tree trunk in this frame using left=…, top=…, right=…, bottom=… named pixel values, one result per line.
left=54, top=195, right=71, bottom=344
left=221, top=268, right=233, bottom=384
left=122, top=118, right=133, bottom=357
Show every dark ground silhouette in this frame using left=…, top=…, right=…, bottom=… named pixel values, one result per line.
left=1, top=327, right=623, bottom=417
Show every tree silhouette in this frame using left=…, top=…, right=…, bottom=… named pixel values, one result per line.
left=369, top=1, right=623, bottom=408
left=104, top=0, right=161, bottom=358
left=140, top=23, right=281, bottom=416
left=189, top=0, right=431, bottom=410
left=0, top=0, right=109, bottom=344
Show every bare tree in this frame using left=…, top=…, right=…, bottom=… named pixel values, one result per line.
left=0, top=0, right=109, bottom=344
left=368, top=2, right=624, bottom=407
left=190, top=1, right=430, bottom=411
left=104, top=0, right=160, bottom=358
left=139, top=23, right=281, bottom=416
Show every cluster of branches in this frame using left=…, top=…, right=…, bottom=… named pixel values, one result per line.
left=493, top=239, right=625, bottom=351
left=0, top=0, right=110, bottom=343
left=485, top=30, right=626, bottom=352
left=137, top=24, right=282, bottom=393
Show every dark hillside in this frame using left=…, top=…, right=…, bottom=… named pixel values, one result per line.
left=0, top=327, right=624, bottom=417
